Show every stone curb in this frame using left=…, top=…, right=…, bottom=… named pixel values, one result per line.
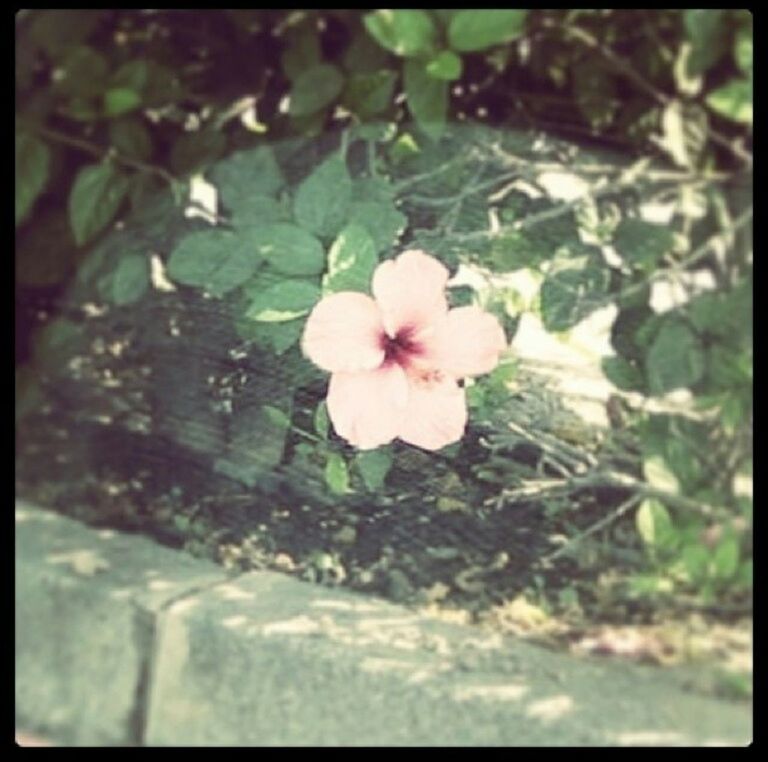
left=15, top=502, right=752, bottom=747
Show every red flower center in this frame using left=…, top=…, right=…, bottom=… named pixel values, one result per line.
left=380, top=325, right=423, bottom=369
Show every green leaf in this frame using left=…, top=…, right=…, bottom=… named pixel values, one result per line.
left=356, top=448, right=393, bottom=491
left=636, top=498, right=677, bottom=552
left=170, top=130, right=227, bottom=176
left=281, top=25, right=321, bottom=81
left=234, top=307, right=304, bottom=354
left=68, top=162, right=130, bottom=247
left=211, top=146, right=285, bottom=214
left=128, top=173, right=164, bottom=212
left=323, top=223, right=378, bottom=294
left=646, top=319, right=705, bottom=395
left=682, top=544, right=710, bottom=582
left=342, top=70, right=398, bottom=119
left=314, top=400, right=330, bottom=440
left=539, top=259, right=610, bottom=332
left=33, top=318, right=85, bottom=372
left=325, top=452, right=351, bottom=494
left=491, top=229, right=552, bottom=270
left=289, top=63, right=345, bottom=117
left=389, top=132, right=421, bottom=162
left=110, top=254, right=149, bottom=305
left=633, top=312, right=665, bottom=354
left=167, top=229, right=264, bottom=297
left=688, top=287, right=752, bottom=339
left=110, top=59, right=149, bottom=93
left=720, top=394, right=748, bottom=435
left=61, top=96, right=100, bottom=122
left=289, top=110, right=327, bottom=139
left=449, top=284, right=475, bottom=308
left=230, top=195, right=290, bottom=230
left=245, top=279, right=320, bottom=322
left=706, top=344, right=752, bottom=390
left=601, top=355, right=645, bottom=392
left=55, top=46, right=109, bottom=97
left=266, top=321, right=305, bottom=354
left=712, top=536, right=740, bottom=579
left=404, top=58, right=448, bottom=140
left=643, top=454, right=681, bottom=495
left=737, top=558, right=753, bottom=589
left=683, top=10, right=728, bottom=75
left=109, top=118, right=152, bottom=161
left=613, top=218, right=675, bottom=273
left=347, top=180, right=407, bottom=254
left=353, top=121, right=397, bottom=143
left=294, top=154, right=352, bottom=239
left=261, top=404, right=292, bottom=429
left=15, top=132, right=50, bottom=226
left=734, top=20, right=753, bottom=77
left=663, top=436, right=704, bottom=492
left=426, top=50, right=463, bottom=81
left=706, top=78, right=753, bottom=125
left=363, top=10, right=436, bottom=57
left=111, top=59, right=182, bottom=108
left=103, top=87, right=141, bottom=116
left=448, top=10, right=527, bottom=52
left=254, top=224, right=325, bottom=277
left=343, top=30, right=390, bottom=74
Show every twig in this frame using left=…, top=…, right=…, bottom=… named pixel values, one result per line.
left=491, top=469, right=730, bottom=521
left=506, top=420, right=597, bottom=472
left=539, top=492, right=642, bottom=564
left=562, top=25, right=671, bottom=106
left=485, top=142, right=734, bottom=185
left=393, top=151, right=474, bottom=192
left=608, top=203, right=754, bottom=306
left=557, top=22, right=753, bottom=169
left=31, top=124, right=179, bottom=187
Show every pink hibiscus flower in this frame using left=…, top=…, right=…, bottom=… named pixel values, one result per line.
left=302, top=250, right=507, bottom=451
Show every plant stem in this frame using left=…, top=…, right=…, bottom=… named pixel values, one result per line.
left=558, top=22, right=753, bottom=169
left=31, top=124, right=179, bottom=187
left=539, top=493, right=642, bottom=564
left=609, top=204, right=753, bottom=306
left=494, top=469, right=730, bottom=521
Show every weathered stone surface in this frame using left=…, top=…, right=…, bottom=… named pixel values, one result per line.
left=16, top=502, right=752, bottom=746
left=146, top=571, right=752, bottom=747
left=15, top=502, right=227, bottom=746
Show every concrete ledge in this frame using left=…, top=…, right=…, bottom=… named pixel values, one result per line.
left=16, top=502, right=752, bottom=746
left=15, top=502, right=227, bottom=746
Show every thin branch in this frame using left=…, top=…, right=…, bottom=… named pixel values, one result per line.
left=609, top=203, right=753, bottom=306
left=539, top=493, right=642, bottom=564
left=392, top=151, right=475, bottom=192
left=556, top=22, right=753, bottom=169
left=491, top=469, right=730, bottom=521
left=562, top=25, right=671, bottom=106
left=31, top=124, right=179, bottom=187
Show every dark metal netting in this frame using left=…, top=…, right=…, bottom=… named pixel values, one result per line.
left=17, top=124, right=692, bottom=613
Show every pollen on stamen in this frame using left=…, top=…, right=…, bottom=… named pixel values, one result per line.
left=411, top=367, right=444, bottom=388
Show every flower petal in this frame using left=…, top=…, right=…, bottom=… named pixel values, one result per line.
left=372, top=250, right=449, bottom=337
left=397, top=374, right=467, bottom=451
left=426, top=306, right=507, bottom=378
left=327, top=364, right=409, bottom=450
left=302, top=292, right=385, bottom=373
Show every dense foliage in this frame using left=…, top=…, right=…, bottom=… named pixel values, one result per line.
left=16, top=10, right=752, bottom=619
